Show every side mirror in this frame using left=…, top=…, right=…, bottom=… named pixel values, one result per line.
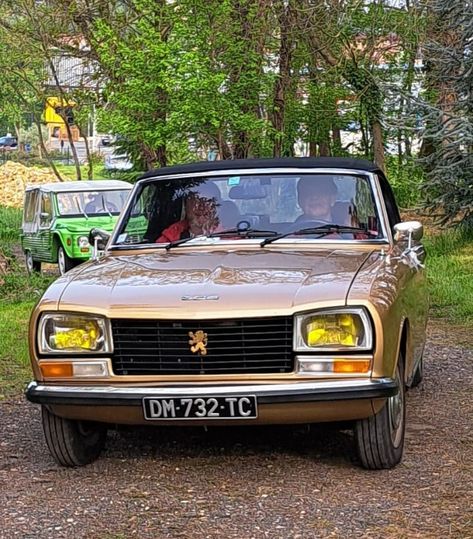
left=89, top=228, right=111, bottom=259
left=393, top=221, right=423, bottom=245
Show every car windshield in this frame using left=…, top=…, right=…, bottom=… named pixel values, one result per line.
left=56, top=190, right=130, bottom=216
left=114, top=173, right=384, bottom=246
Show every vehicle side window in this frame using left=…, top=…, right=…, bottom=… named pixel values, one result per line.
left=378, top=174, right=401, bottom=229
left=24, top=190, right=39, bottom=224
left=40, top=193, right=53, bottom=227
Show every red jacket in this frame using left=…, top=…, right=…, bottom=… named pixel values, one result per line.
left=156, top=220, right=189, bottom=243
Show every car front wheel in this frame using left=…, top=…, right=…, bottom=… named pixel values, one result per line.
left=41, top=406, right=107, bottom=467
left=25, top=251, right=41, bottom=274
left=354, top=357, right=406, bottom=469
left=58, top=246, right=75, bottom=275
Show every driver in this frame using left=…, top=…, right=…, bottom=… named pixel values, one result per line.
left=296, top=176, right=337, bottom=223
left=156, top=182, right=221, bottom=243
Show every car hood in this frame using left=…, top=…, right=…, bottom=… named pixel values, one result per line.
left=56, top=247, right=375, bottom=317
left=57, top=217, right=118, bottom=233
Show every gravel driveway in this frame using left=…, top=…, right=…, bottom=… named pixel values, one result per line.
left=1, top=321, right=471, bottom=539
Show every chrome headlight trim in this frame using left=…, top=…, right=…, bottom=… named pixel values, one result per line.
left=294, top=307, right=373, bottom=352
left=37, top=313, right=113, bottom=355
left=77, top=236, right=90, bottom=248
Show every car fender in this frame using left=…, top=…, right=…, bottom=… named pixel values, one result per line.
left=53, top=231, right=74, bottom=260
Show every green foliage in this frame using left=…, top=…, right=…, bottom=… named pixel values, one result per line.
left=425, top=227, right=473, bottom=325
left=18, top=124, right=49, bottom=150
left=0, top=206, right=22, bottom=242
left=385, top=157, right=424, bottom=208
left=0, top=206, right=55, bottom=305
left=420, top=1, right=473, bottom=226
left=0, top=302, right=35, bottom=399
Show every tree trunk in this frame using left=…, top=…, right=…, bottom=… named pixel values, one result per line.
left=33, top=114, right=63, bottom=182
left=319, top=141, right=330, bottom=157
left=332, top=124, right=341, bottom=153
left=271, top=0, right=295, bottom=157
left=372, top=120, right=385, bottom=172
left=78, top=124, right=93, bottom=180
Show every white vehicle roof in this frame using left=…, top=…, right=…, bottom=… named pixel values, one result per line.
left=25, top=180, right=133, bottom=193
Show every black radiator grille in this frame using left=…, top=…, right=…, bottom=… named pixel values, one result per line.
left=111, top=317, right=294, bottom=375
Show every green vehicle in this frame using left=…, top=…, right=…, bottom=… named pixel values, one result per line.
left=21, top=180, right=132, bottom=275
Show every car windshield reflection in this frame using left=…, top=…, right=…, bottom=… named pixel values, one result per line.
left=115, top=173, right=384, bottom=246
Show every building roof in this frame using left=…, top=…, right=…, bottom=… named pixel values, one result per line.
left=139, top=157, right=383, bottom=180
left=26, top=180, right=133, bottom=193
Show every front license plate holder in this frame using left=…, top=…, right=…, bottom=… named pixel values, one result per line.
left=143, top=395, right=258, bottom=420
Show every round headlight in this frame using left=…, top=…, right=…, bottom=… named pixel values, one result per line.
left=78, top=236, right=89, bottom=248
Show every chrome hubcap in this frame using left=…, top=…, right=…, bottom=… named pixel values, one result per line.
left=58, top=249, right=65, bottom=274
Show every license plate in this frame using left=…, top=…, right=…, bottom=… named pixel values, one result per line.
left=142, top=395, right=258, bottom=420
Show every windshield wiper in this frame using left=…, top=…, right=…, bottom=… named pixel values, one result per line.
left=260, top=224, right=376, bottom=247
left=102, top=201, right=113, bottom=218
left=165, top=228, right=279, bottom=251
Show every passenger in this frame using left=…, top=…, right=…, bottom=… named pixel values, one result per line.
left=296, top=176, right=337, bottom=223
left=156, top=182, right=222, bottom=243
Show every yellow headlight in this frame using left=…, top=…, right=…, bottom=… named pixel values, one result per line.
left=296, top=309, right=372, bottom=350
left=38, top=314, right=111, bottom=353
left=52, top=323, right=99, bottom=350
left=306, top=314, right=360, bottom=346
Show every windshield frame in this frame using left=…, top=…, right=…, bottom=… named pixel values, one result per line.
left=109, top=167, right=392, bottom=250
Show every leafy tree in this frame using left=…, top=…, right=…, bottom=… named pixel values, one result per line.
left=420, top=0, right=473, bottom=225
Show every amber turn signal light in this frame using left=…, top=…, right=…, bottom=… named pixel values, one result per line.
left=40, top=362, right=73, bottom=378
left=333, top=360, right=371, bottom=374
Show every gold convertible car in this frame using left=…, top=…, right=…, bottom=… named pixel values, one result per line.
left=26, top=158, right=428, bottom=469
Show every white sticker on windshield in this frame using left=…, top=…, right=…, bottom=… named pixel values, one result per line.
left=228, top=176, right=240, bottom=186
left=117, top=234, right=127, bottom=243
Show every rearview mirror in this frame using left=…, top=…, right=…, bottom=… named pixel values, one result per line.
left=229, top=184, right=266, bottom=200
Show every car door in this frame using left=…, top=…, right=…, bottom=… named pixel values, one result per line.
left=22, top=189, right=41, bottom=256
left=38, top=191, right=54, bottom=261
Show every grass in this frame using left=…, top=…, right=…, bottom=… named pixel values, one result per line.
left=0, top=302, right=35, bottom=399
left=425, top=227, right=473, bottom=325
left=0, top=206, right=54, bottom=398
left=53, top=163, right=110, bottom=180
left=0, top=205, right=22, bottom=242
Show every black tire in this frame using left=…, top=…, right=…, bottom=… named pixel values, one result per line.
left=354, top=357, right=406, bottom=470
left=41, top=406, right=107, bottom=467
left=58, top=245, right=75, bottom=275
left=411, top=355, right=424, bottom=388
left=25, top=251, right=41, bottom=274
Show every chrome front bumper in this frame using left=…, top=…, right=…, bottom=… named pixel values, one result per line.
left=26, top=378, right=397, bottom=406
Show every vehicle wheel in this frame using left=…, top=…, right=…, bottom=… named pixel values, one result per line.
left=58, top=246, right=75, bottom=275
left=41, top=406, right=107, bottom=467
left=354, top=357, right=406, bottom=470
left=25, top=251, right=41, bottom=274
left=411, top=355, right=424, bottom=388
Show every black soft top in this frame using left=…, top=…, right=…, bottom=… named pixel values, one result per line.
left=139, top=157, right=384, bottom=181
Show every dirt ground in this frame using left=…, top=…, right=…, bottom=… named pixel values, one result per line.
left=0, top=321, right=471, bottom=539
